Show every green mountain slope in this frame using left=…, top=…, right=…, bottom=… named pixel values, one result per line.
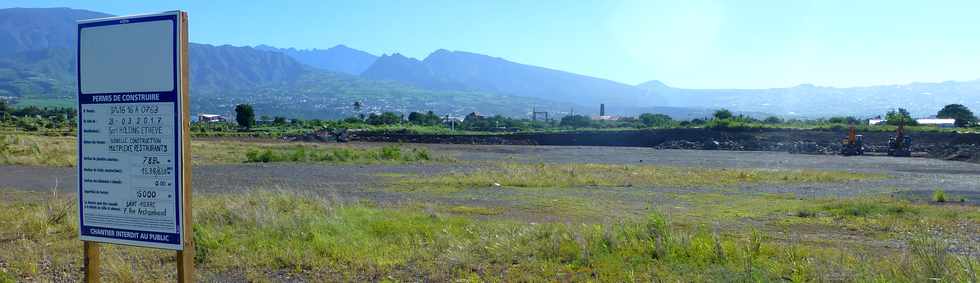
left=0, top=48, right=74, bottom=102
left=0, top=7, right=111, bottom=55
left=0, top=7, right=572, bottom=119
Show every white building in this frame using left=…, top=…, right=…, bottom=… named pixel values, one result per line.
left=591, top=115, right=622, bottom=121
left=915, top=118, right=955, bottom=128
left=197, top=113, right=226, bottom=123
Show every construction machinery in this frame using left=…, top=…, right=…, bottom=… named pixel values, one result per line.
left=839, top=126, right=864, bottom=156
left=334, top=128, right=351, bottom=143
left=887, top=120, right=912, bottom=157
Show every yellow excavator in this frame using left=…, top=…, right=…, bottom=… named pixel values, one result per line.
left=888, top=120, right=912, bottom=157
left=840, top=126, right=864, bottom=156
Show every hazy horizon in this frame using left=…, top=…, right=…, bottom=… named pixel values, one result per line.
left=4, top=0, right=979, bottom=89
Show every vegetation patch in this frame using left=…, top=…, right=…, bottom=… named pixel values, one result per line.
left=933, top=189, right=947, bottom=203
left=404, top=163, right=884, bottom=189
left=1, top=191, right=977, bottom=282
left=0, top=135, right=452, bottom=166
left=243, top=144, right=442, bottom=164
left=819, top=198, right=920, bottom=217
left=0, top=134, right=75, bottom=167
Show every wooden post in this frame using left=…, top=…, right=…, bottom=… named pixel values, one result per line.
left=83, top=241, right=100, bottom=283
left=78, top=10, right=194, bottom=283
left=175, top=10, right=194, bottom=283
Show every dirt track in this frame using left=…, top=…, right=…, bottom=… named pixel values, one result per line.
left=3, top=144, right=979, bottom=204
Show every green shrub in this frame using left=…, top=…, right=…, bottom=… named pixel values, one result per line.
left=933, top=189, right=947, bottom=203
left=379, top=146, right=401, bottom=160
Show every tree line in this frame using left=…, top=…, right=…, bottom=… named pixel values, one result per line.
left=0, top=100, right=77, bottom=131
left=227, top=102, right=979, bottom=133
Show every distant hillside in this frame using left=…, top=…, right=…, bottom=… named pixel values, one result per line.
left=255, top=44, right=378, bottom=75
left=361, top=53, right=466, bottom=90
left=0, top=7, right=576, bottom=119
left=0, top=7, right=111, bottom=55
left=362, top=49, right=661, bottom=109
left=0, top=43, right=310, bottom=98
left=0, top=48, right=74, bottom=98
left=190, top=43, right=309, bottom=92
left=192, top=71, right=574, bottom=119
left=638, top=80, right=980, bottom=118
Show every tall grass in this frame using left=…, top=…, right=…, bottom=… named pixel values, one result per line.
left=0, top=135, right=448, bottom=166
left=0, top=134, right=75, bottom=167
left=243, top=145, right=437, bottom=163
left=406, top=163, right=884, bottom=188
left=1, top=191, right=976, bottom=282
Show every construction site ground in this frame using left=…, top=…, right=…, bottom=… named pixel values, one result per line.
left=3, top=142, right=979, bottom=281
left=5, top=143, right=979, bottom=206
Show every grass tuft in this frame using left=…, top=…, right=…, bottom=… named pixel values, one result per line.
left=933, top=189, right=947, bottom=203
left=820, top=199, right=919, bottom=217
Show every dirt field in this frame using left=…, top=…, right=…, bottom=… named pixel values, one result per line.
left=4, top=143, right=979, bottom=205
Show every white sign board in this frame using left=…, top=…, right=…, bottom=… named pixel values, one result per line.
left=77, top=11, right=187, bottom=250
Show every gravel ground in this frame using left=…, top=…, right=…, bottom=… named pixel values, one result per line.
left=3, top=144, right=979, bottom=204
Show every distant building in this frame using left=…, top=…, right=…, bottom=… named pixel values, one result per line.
left=464, top=112, right=484, bottom=122
left=868, top=118, right=885, bottom=125
left=442, top=116, right=464, bottom=123
left=915, top=118, right=955, bottom=128
left=256, top=117, right=274, bottom=125
left=197, top=113, right=226, bottom=123
left=591, top=115, right=622, bottom=121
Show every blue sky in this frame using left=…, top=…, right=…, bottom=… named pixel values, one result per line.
left=5, top=0, right=980, bottom=89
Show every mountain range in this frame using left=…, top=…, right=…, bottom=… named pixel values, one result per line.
left=254, top=44, right=377, bottom=75
left=1, top=7, right=979, bottom=120
left=361, top=50, right=660, bottom=108
left=639, top=80, right=980, bottom=118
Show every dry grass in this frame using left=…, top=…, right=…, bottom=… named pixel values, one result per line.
left=194, top=140, right=440, bottom=165
left=0, top=135, right=450, bottom=167
left=0, top=134, right=75, bottom=167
